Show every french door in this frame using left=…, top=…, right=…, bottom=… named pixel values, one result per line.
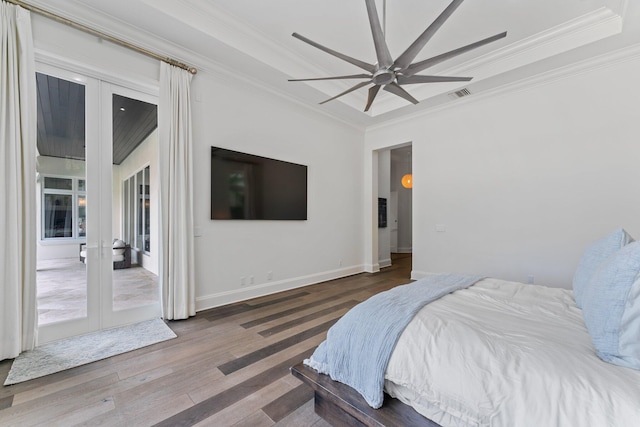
left=36, top=63, right=160, bottom=344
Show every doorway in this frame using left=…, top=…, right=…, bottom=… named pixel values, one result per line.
left=376, top=144, right=413, bottom=270
left=35, top=63, right=160, bottom=344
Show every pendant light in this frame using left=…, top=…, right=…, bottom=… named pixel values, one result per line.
left=401, top=174, right=412, bottom=189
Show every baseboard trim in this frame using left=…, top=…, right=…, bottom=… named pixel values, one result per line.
left=364, top=263, right=380, bottom=273
left=378, top=258, right=392, bottom=268
left=195, top=264, right=365, bottom=312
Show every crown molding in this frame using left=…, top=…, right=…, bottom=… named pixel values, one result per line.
left=367, top=42, right=640, bottom=134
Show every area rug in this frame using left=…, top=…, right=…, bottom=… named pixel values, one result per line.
left=4, top=318, right=176, bottom=385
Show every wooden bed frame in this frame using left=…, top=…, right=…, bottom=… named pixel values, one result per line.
left=291, top=362, right=442, bottom=427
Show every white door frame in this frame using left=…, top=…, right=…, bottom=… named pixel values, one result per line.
left=365, top=142, right=413, bottom=274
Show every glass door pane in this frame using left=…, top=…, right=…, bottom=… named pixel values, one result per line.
left=109, top=90, right=160, bottom=318
left=35, top=71, right=91, bottom=337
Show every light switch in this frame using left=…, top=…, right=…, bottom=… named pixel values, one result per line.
left=435, top=224, right=446, bottom=232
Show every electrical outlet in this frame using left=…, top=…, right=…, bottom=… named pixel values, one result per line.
left=249, top=276, right=254, bottom=285
left=267, top=271, right=273, bottom=280
left=339, top=259, right=343, bottom=267
left=527, top=275, right=534, bottom=284
left=240, top=276, right=246, bottom=286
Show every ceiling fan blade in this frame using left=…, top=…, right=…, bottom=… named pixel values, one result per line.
left=364, top=85, right=381, bottom=112
left=393, top=0, right=465, bottom=71
left=403, top=31, right=507, bottom=77
left=289, top=74, right=372, bottom=82
left=292, top=33, right=375, bottom=73
left=383, top=83, right=419, bottom=105
left=364, top=0, right=393, bottom=68
left=319, top=81, right=371, bottom=105
left=397, top=75, right=472, bottom=84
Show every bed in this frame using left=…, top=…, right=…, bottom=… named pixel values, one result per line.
left=292, top=229, right=640, bottom=426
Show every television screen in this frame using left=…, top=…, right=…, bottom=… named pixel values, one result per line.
left=211, top=146, right=308, bottom=220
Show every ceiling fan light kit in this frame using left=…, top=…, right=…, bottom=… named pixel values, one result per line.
left=289, top=0, right=507, bottom=112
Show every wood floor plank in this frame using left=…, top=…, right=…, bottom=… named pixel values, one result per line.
left=44, top=394, right=116, bottom=426
left=90, top=393, right=195, bottom=427
left=258, top=300, right=358, bottom=337
left=0, top=373, right=120, bottom=426
left=153, top=349, right=314, bottom=427
left=113, top=328, right=241, bottom=380
left=239, top=279, right=382, bottom=329
left=202, top=292, right=310, bottom=323
left=227, top=306, right=350, bottom=358
left=230, top=410, right=275, bottom=427
left=0, top=395, right=13, bottom=411
left=272, top=399, right=331, bottom=427
left=262, top=383, right=314, bottom=423
left=12, top=364, right=172, bottom=406
left=106, top=354, right=227, bottom=418
left=218, top=319, right=338, bottom=375
left=195, top=377, right=295, bottom=426
left=186, top=335, right=326, bottom=405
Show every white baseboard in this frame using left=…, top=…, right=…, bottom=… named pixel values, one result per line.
left=378, top=258, right=392, bottom=268
left=364, top=263, right=380, bottom=273
left=195, top=264, right=365, bottom=312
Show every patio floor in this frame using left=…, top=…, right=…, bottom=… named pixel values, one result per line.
left=37, top=258, right=160, bottom=325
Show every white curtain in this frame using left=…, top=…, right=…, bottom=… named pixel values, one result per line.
left=0, top=2, right=37, bottom=361
left=158, top=62, right=196, bottom=320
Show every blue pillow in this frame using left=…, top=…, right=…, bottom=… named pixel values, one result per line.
left=573, top=229, right=633, bottom=308
left=582, top=241, right=640, bottom=370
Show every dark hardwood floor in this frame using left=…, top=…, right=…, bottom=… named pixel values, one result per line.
left=0, top=254, right=412, bottom=426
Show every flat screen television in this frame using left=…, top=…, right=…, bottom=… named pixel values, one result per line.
left=211, top=146, right=308, bottom=220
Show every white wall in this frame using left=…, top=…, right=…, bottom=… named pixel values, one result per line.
left=366, top=51, right=640, bottom=288
left=31, top=16, right=365, bottom=310
left=191, top=73, right=365, bottom=309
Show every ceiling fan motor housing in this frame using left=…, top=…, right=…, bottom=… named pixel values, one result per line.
left=372, top=69, right=396, bottom=85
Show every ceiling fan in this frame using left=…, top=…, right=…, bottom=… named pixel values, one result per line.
left=289, top=0, right=507, bottom=112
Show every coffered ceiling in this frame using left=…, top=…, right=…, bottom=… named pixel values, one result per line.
left=24, top=0, right=635, bottom=127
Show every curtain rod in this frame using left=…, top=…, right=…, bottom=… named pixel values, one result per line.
left=4, top=0, right=198, bottom=75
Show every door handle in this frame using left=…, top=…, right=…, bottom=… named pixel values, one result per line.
left=84, top=241, right=109, bottom=259
left=83, top=244, right=98, bottom=262
left=100, top=240, right=111, bottom=258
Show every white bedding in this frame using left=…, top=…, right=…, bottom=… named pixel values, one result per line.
left=384, top=278, right=640, bottom=427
